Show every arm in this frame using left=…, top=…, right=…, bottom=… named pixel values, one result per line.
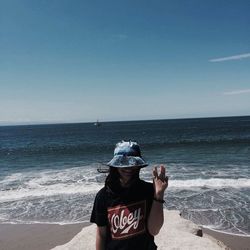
left=147, top=165, right=168, bottom=236
left=96, top=226, right=107, bottom=250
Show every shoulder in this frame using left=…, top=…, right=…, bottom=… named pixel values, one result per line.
left=94, top=187, right=107, bottom=201
left=139, top=179, right=153, bottom=187
left=138, top=180, right=154, bottom=203
left=96, top=186, right=107, bottom=195
left=139, top=180, right=154, bottom=192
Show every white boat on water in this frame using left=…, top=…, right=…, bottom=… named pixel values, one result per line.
left=94, top=120, right=101, bottom=127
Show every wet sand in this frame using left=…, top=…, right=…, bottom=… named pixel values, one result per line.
left=202, top=226, right=250, bottom=250
left=0, top=223, right=87, bottom=250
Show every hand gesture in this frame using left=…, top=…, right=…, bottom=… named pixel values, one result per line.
left=153, top=165, right=168, bottom=199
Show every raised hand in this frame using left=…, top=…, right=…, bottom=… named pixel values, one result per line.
left=152, top=165, right=168, bottom=199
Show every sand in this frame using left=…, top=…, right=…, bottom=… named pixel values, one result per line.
left=0, top=223, right=86, bottom=250
left=51, top=210, right=233, bottom=250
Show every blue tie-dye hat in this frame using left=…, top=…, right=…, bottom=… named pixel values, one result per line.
left=106, top=141, right=148, bottom=168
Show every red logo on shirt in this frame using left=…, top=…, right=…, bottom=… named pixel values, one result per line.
left=107, top=201, right=146, bottom=239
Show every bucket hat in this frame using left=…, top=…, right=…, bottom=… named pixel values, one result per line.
left=106, top=141, right=148, bottom=168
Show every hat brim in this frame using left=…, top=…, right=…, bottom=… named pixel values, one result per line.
left=106, top=155, right=148, bottom=168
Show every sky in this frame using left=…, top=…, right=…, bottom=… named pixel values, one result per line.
left=0, top=0, right=250, bottom=125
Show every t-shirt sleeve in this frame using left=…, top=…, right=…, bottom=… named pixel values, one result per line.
left=90, top=188, right=108, bottom=226
left=143, top=181, right=155, bottom=217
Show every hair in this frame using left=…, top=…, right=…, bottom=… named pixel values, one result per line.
left=105, top=167, right=140, bottom=192
left=105, top=167, right=120, bottom=190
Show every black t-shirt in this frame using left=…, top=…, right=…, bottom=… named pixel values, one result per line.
left=90, top=179, right=157, bottom=250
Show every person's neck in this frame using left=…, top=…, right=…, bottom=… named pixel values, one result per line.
left=119, top=177, right=138, bottom=188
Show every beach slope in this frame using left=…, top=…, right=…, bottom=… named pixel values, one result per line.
left=52, top=210, right=228, bottom=250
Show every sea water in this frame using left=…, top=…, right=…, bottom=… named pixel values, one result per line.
left=0, top=116, right=249, bottom=234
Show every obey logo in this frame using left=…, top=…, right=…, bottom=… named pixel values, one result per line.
left=107, top=201, right=146, bottom=239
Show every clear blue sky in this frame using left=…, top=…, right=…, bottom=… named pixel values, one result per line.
left=1, top=0, right=250, bottom=124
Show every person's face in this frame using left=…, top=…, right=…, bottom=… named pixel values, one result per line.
left=117, top=166, right=140, bottom=182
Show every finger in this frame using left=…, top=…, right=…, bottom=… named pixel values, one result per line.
left=164, top=176, right=169, bottom=183
left=164, top=176, right=169, bottom=188
left=152, top=166, right=158, bottom=179
left=159, top=165, right=165, bottom=179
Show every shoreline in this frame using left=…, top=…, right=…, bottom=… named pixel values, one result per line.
left=202, top=226, right=250, bottom=250
left=1, top=211, right=249, bottom=250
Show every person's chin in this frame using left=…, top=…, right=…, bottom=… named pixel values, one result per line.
left=122, top=171, right=136, bottom=178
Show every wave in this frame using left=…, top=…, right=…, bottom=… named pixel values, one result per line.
left=0, top=182, right=103, bottom=202
left=0, top=166, right=104, bottom=202
left=1, top=176, right=249, bottom=202
left=143, top=137, right=250, bottom=149
left=169, top=178, right=250, bottom=188
left=0, top=143, right=113, bottom=156
left=1, top=137, right=250, bottom=156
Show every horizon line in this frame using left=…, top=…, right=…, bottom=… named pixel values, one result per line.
left=1, top=114, right=250, bottom=127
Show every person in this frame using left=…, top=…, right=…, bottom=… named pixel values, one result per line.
left=90, top=140, right=168, bottom=250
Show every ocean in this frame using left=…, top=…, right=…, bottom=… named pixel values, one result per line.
left=0, top=116, right=249, bottom=235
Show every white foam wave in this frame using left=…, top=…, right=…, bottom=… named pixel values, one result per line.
left=0, top=220, right=87, bottom=225
left=0, top=166, right=104, bottom=202
left=170, top=178, right=250, bottom=188
left=1, top=165, right=249, bottom=203
left=0, top=182, right=103, bottom=202
left=0, top=166, right=100, bottom=186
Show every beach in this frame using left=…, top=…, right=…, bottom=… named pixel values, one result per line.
left=1, top=210, right=249, bottom=250
left=1, top=118, right=250, bottom=249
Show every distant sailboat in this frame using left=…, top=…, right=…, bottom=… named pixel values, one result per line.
left=94, top=119, right=101, bottom=127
